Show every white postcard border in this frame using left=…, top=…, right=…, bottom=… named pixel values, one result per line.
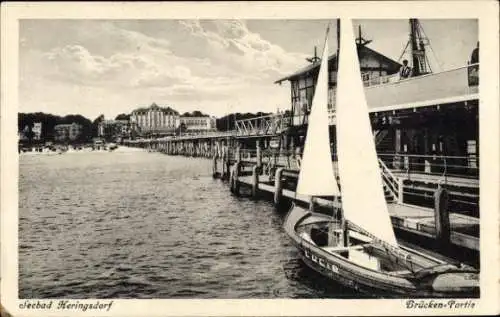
left=1, top=1, right=499, bottom=316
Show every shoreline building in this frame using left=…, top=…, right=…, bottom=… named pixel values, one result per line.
left=130, top=103, right=179, bottom=137
left=129, top=104, right=217, bottom=136
left=32, top=122, right=42, bottom=140
left=53, top=122, right=83, bottom=142
left=178, top=111, right=217, bottom=133
left=98, top=119, right=130, bottom=141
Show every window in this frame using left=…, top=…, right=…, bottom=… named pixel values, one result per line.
left=298, top=78, right=306, bottom=89
left=328, top=88, right=335, bottom=110
left=306, top=77, right=314, bottom=87
left=467, top=140, right=477, bottom=168
left=299, top=90, right=307, bottom=113
left=361, top=72, right=370, bottom=82
left=329, top=71, right=337, bottom=84
left=306, top=86, right=315, bottom=110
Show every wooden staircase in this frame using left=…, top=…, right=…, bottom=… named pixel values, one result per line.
left=379, top=158, right=401, bottom=204
left=383, top=183, right=396, bottom=203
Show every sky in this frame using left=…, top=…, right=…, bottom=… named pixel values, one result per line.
left=19, top=19, right=477, bottom=120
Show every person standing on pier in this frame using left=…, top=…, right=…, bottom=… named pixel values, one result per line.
left=468, top=42, right=479, bottom=86
left=399, top=59, right=412, bottom=80
left=470, top=41, right=479, bottom=64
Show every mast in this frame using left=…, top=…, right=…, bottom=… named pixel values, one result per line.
left=336, top=19, right=348, bottom=248
left=336, top=19, right=340, bottom=70
left=409, top=19, right=430, bottom=76
left=306, top=46, right=321, bottom=64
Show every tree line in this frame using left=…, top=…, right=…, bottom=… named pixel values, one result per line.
left=18, top=110, right=285, bottom=142
left=18, top=112, right=128, bottom=144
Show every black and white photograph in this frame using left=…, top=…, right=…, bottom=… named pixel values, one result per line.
left=1, top=1, right=499, bottom=316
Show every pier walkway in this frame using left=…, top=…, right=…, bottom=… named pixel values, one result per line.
left=236, top=173, right=479, bottom=252
left=126, top=141, right=479, bottom=253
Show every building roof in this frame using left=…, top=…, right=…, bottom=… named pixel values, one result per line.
left=132, top=103, right=179, bottom=115
left=54, top=122, right=82, bottom=128
left=181, top=111, right=209, bottom=118
left=101, top=119, right=129, bottom=125
left=274, top=44, right=401, bottom=84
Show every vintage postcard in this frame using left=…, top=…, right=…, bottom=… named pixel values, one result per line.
left=1, top=1, right=499, bottom=316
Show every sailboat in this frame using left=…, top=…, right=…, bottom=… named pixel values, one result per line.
left=283, top=19, right=479, bottom=297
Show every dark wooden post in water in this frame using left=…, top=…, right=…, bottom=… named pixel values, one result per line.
left=251, top=165, right=259, bottom=199
left=274, top=167, right=284, bottom=207
left=224, top=142, right=231, bottom=181
left=231, top=162, right=241, bottom=195
left=212, top=155, right=218, bottom=178
left=236, top=143, right=241, bottom=163
left=434, top=184, right=451, bottom=247
left=256, top=140, right=262, bottom=172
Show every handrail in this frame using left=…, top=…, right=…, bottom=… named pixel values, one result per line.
left=364, top=63, right=480, bottom=90
left=363, top=73, right=400, bottom=87
left=379, top=153, right=476, bottom=160
left=378, top=158, right=400, bottom=202
left=379, top=158, right=398, bottom=182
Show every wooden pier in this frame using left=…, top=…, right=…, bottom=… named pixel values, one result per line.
left=125, top=137, right=479, bottom=255
left=233, top=166, right=479, bottom=252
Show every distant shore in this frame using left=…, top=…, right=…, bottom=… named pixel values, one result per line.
left=19, top=145, right=144, bottom=156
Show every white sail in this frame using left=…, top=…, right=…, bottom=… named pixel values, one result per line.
left=296, top=29, right=340, bottom=197
left=335, top=19, right=398, bottom=246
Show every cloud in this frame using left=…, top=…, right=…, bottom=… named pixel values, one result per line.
left=19, top=19, right=307, bottom=118
left=178, top=20, right=307, bottom=76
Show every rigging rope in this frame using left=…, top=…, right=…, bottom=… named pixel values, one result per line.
left=419, top=25, right=443, bottom=72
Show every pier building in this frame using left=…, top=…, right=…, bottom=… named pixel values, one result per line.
left=275, top=44, right=479, bottom=179
left=275, top=43, right=401, bottom=126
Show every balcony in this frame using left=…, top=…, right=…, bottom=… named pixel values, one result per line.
left=291, top=64, right=479, bottom=127
left=364, top=64, right=479, bottom=112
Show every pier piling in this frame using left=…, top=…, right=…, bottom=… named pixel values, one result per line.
left=434, top=184, right=451, bottom=248
left=274, top=167, right=284, bottom=207
left=251, top=165, right=259, bottom=199
left=236, top=145, right=241, bottom=163
left=232, top=162, right=241, bottom=195
left=212, top=156, right=218, bottom=178
left=256, top=140, right=262, bottom=172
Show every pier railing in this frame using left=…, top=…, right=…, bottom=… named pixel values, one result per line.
left=364, top=64, right=479, bottom=111
left=378, top=153, right=479, bottom=183
left=379, top=158, right=401, bottom=203
left=288, top=64, right=480, bottom=127
left=235, top=113, right=290, bottom=136
left=363, top=73, right=400, bottom=87
left=228, top=148, right=479, bottom=183
left=233, top=149, right=478, bottom=212
left=135, top=140, right=479, bottom=217
left=362, top=63, right=479, bottom=89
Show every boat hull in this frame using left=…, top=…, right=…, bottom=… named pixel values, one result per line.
left=284, top=205, right=479, bottom=298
